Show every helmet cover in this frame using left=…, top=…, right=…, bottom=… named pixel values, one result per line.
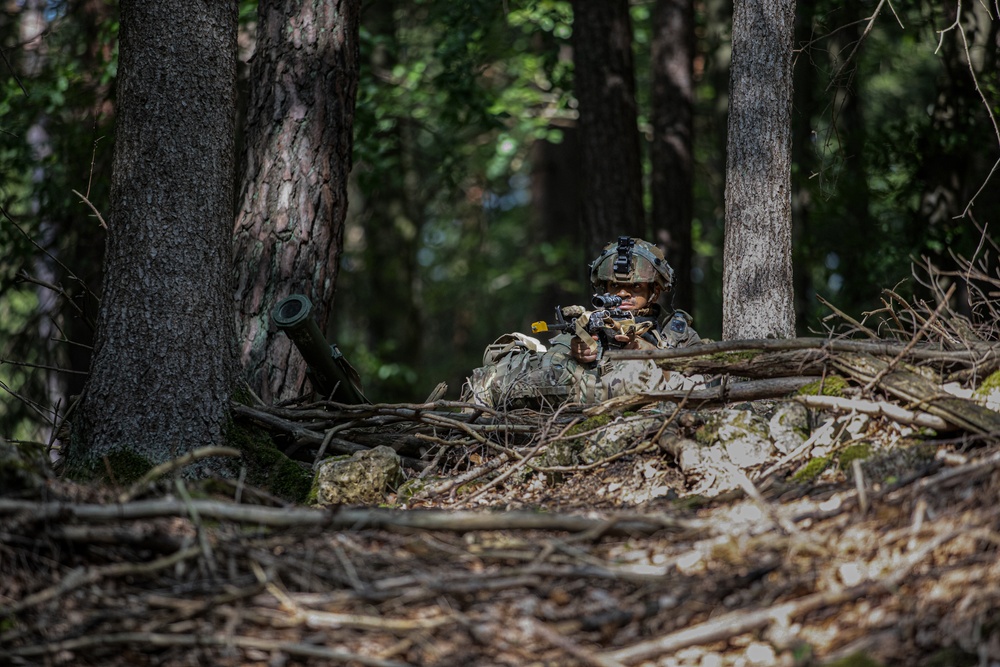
left=589, top=236, right=674, bottom=291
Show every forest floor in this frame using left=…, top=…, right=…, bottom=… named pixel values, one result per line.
left=3, top=385, right=1000, bottom=667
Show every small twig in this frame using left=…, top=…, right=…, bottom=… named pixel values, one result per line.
left=531, top=619, right=625, bottom=667
left=0, top=546, right=202, bottom=618
left=863, top=284, right=956, bottom=393
left=2, top=206, right=101, bottom=305
left=72, top=189, right=108, bottom=229
left=463, top=405, right=579, bottom=504
left=852, top=459, right=869, bottom=514
left=175, top=479, right=217, bottom=578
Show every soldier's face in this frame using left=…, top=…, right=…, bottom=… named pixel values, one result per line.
left=605, top=282, right=655, bottom=310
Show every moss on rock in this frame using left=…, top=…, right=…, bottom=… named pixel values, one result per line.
left=797, top=375, right=849, bottom=397
left=225, top=420, right=311, bottom=503
left=975, top=369, right=1000, bottom=396
left=793, top=456, right=831, bottom=483
left=837, top=443, right=873, bottom=470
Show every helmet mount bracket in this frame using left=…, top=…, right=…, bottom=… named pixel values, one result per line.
left=613, top=236, right=635, bottom=278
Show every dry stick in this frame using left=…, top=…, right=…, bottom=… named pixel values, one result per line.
left=825, top=0, right=896, bottom=92
left=599, top=530, right=960, bottom=665
left=313, top=419, right=362, bottom=469
left=793, top=394, right=951, bottom=431
left=2, top=207, right=101, bottom=305
left=251, top=560, right=453, bottom=632
left=0, top=632, right=410, bottom=667
left=863, top=284, right=957, bottom=393
left=1, top=545, right=202, bottom=617
left=119, top=446, right=242, bottom=502
left=853, top=459, right=870, bottom=515
left=175, top=479, right=218, bottom=578
left=71, top=188, right=108, bottom=229
left=0, top=498, right=700, bottom=535
left=0, top=376, right=56, bottom=426
left=531, top=619, right=625, bottom=667
left=817, top=294, right=880, bottom=339
left=608, top=336, right=989, bottom=363
left=950, top=2, right=1000, bottom=216
left=412, top=454, right=510, bottom=501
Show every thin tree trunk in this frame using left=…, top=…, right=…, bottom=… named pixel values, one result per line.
left=722, top=0, right=796, bottom=340
left=571, top=0, right=645, bottom=253
left=650, top=0, right=695, bottom=312
left=233, top=0, right=361, bottom=403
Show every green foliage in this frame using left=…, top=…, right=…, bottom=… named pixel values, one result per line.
left=0, top=2, right=119, bottom=441
left=339, top=0, right=580, bottom=402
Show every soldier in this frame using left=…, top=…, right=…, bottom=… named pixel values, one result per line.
left=464, top=236, right=704, bottom=409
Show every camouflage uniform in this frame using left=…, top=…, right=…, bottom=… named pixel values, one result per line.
left=464, top=237, right=705, bottom=409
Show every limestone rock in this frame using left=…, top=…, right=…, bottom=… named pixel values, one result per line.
left=540, top=414, right=662, bottom=467
left=697, top=409, right=775, bottom=468
left=312, top=445, right=403, bottom=506
left=768, top=401, right=810, bottom=454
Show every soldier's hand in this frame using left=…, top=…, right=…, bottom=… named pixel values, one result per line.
left=570, top=335, right=600, bottom=364
left=613, top=333, right=638, bottom=349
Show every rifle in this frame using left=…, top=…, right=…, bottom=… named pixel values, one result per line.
left=271, top=294, right=369, bottom=404
left=530, top=293, right=655, bottom=361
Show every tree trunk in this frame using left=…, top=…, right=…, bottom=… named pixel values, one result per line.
left=571, top=0, right=645, bottom=254
left=650, top=0, right=695, bottom=312
left=233, top=0, right=361, bottom=403
left=722, top=0, right=796, bottom=340
left=74, top=0, right=239, bottom=477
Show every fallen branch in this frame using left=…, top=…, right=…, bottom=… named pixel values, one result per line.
left=794, top=394, right=952, bottom=431
left=0, top=498, right=705, bottom=536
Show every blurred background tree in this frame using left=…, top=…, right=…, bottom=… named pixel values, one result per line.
left=1, top=0, right=998, bottom=442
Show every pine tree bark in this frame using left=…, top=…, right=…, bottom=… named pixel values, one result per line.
left=722, top=0, right=796, bottom=340
left=74, top=0, right=239, bottom=476
left=234, top=0, right=360, bottom=403
left=650, top=0, right=695, bottom=311
left=571, top=0, right=645, bottom=253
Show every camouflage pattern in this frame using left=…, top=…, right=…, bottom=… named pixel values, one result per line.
left=589, top=236, right=675, bottom=292
left=463, top=317, right=705, bottom=409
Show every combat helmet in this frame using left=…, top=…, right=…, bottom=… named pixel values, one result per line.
left=589, top=236, right=674, bottom=292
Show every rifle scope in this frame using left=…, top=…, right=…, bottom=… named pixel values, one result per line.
left=591, top=293, right=624, bottom=309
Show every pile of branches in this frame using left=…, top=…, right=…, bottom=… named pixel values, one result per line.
left=3, top=429, right=1000, bottom=665
left=3, top=252, right=1000, bottom=665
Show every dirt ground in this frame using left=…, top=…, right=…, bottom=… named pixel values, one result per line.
left=3, top=395, right=999, bottom=667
